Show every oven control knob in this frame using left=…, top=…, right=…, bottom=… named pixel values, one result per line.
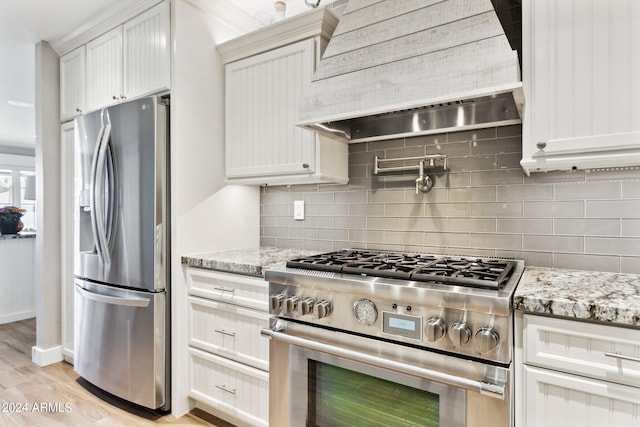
left=425, top=317, right=447, bottom=342
left=284, top=296, right=300, bottom=314
left=449, top=322, right=472, bottom=347
left=475, top=327, right=500, bottom=353
left=315, top=300, right=333, bottom=319
left=270, top=294, right=285, bottom=312
left=299, top=298, right=315, bottom=316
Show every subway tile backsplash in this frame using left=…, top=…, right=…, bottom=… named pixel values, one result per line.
left=260, top=125, right=640, bottom=274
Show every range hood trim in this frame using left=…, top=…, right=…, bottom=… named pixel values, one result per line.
left=298, top=83, right=524, bottom=143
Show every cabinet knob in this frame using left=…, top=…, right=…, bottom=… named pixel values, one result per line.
left=536, top=141, right=547, bottom=151
left=75, top=107, right=83, bottom=113
left=302, top=163, right=309, bottom=169
left=112, top=95, right=118, bottom=100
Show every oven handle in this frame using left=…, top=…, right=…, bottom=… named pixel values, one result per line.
left=260, top=327, right=505, bottom=400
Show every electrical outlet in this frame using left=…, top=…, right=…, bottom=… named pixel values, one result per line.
left=294, top=200, right=304, bottom=220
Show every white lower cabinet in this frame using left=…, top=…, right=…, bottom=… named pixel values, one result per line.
left=186, top=268, right=269, bottom=426
left=188, top=296, right=269, bottom=372
left=189, top=348, right=268, bottom=427
left=524, top=365, right=640, bottom=426
left=521, top=314, right=640, bottom=426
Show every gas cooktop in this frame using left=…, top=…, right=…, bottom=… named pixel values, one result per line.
left=286, top=249, right=517, bottom=289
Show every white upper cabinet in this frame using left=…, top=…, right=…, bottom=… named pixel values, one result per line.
left=79, top=1, right=170, bottom=115
left=60, top=46, right=86, bottom=120
left=123, top=2, right=171, bottom=100
left=218, top=8, right=348, bottom=186
left=521, top=0, right=640, bottom=173
left=86, top=27, right=123, bottom=111
left=225, top=39, right=317, bottom=180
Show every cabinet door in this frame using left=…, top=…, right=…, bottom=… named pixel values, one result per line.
left=524, top=314, right=640, bottom=388
left=60, top=47, right=86, bottom=120
left=86, top=26, right=123, bottom=111
left=522, top=0, right=640, bottom=171
left=123, top=1, right=171, bottom=99
left=524, top=365, right=640, bottom=427
left=188, top=296, right=269, bottom=371
left=189, top=348, right=268, bottom=427
left=186, top=268, right=268, bottom=311
left=225, top=38, right=317, bottom=179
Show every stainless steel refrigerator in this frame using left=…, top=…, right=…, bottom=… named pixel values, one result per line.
left=73, top=95, right=170, bottom=411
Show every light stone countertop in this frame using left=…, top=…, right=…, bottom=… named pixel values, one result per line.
left=0, top=232, right=36, bottom=240
left=514, top=267, right=640, bottom=327
left=181, top=247, right=322, bottom=277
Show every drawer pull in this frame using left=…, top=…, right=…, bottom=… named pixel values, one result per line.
left=214, top=329, right=236, bottom=337
left=215, top=384, right=236, bottom=395
left=605, top=352, right=640, bottom=363
left=214, top=286, right=235, bottom=293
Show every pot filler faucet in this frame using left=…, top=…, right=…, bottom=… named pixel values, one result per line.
left=374, top=154, right=448, bottom=193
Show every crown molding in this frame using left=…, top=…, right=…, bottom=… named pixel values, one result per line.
left=217, top=6, right=338, bottom=64
left=50, top=0, right=163, bottom=56
left=182, top=0, right=258, bottom=40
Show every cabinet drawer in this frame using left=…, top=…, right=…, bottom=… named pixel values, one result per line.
left=186, top=268, right=268, bottom=311
left=524, top=315, right=640, bottom=388
left=524, top=365, right=640, bottom=427
left=188, top=296, right=269, bottom=371
left=188, top=347, right=268, bottom=427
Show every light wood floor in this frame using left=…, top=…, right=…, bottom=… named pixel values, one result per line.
left=0, top=318, right=227, bottom=426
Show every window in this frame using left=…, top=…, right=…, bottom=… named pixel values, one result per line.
left=0, top=169, right=12, bottom=206
left=0, top=167, right=36, bottom=231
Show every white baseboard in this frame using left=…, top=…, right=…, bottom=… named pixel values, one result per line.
left=32, top=345, right=64, bottom=367
left=0, top=310, right=36, bottom=325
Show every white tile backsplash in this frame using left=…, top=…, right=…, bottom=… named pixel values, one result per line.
left=260, top=125, right=640, bottom=272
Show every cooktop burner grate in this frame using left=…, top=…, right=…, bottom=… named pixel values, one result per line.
left=286, top=250, right=516, bottom=289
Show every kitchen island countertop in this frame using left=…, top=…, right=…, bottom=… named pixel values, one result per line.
left=181, top=247, right=322, bottom=277
left=515, top=267, right=640, bottom=327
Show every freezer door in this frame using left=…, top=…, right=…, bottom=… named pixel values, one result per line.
left=74, top=280, right=167, bottom=410
left=74, top=96, right=168, bottom=291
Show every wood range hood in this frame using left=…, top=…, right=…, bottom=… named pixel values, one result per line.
left=298, top=0, right=523, bottom=143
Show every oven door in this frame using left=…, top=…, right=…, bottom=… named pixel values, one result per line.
left=263, top=320, right=512, bottom=427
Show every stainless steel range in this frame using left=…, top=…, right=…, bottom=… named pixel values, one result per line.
left=262, top=249, right=524, bottom=427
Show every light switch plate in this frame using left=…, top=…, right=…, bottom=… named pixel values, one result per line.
left=294, top=200, right=304, bottom=220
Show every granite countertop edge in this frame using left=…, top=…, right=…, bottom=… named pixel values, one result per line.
left=181, top=247, right=322, bottom=277
left=0, top=233, right=36, bottom=240
left=515, top=266, right=640, bottom=328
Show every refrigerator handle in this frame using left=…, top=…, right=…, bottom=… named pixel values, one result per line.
left=75, top=284, right=151, bottom=308
left=94, top=112, right=112, bottom=266
left=89, top=114, right=106, bottom=262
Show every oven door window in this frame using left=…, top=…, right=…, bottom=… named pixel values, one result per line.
left=293, top=348, right=466, bottom=427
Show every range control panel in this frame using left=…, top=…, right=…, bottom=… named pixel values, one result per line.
left=269, top=285, right=511, bottom=364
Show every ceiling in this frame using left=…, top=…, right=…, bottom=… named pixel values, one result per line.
left=0, top=0, right=313, bottom=153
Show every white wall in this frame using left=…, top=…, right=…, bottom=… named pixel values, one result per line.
left=33, top=41, right=63, bottom=366
left=170, top=0, right=260, bottom=416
